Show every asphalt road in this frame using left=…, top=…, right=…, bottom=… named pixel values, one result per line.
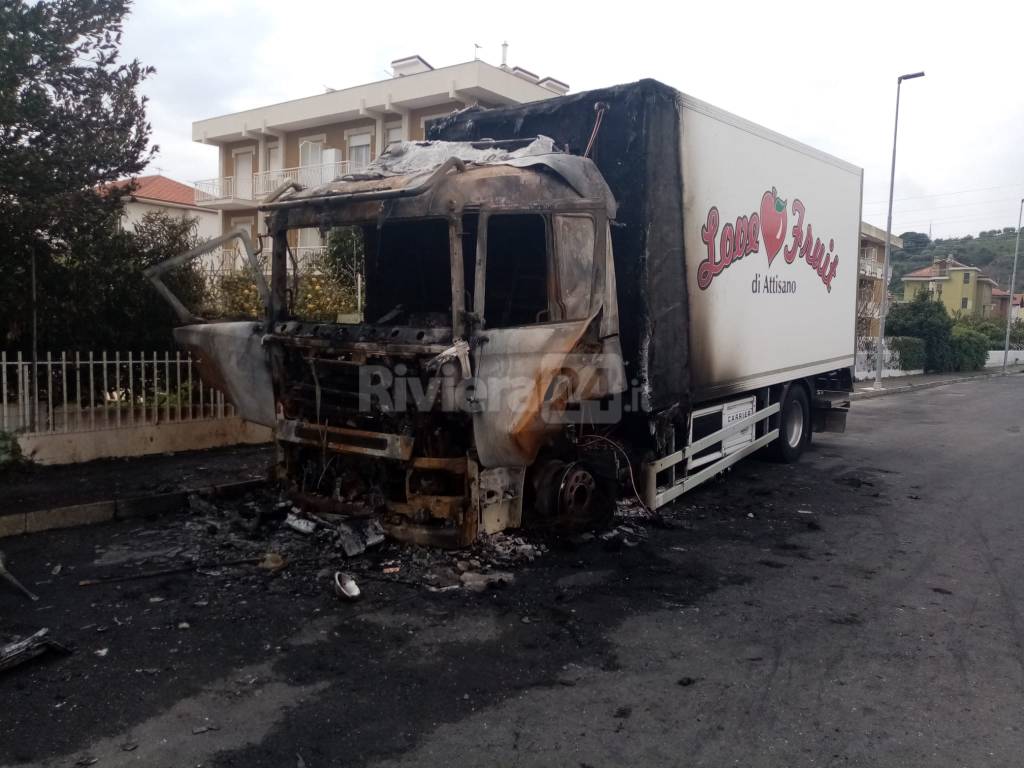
left=2, top=375, right=1022, bottom=767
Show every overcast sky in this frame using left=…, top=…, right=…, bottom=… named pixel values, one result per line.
left=120, top=0, right=1024, bottom=239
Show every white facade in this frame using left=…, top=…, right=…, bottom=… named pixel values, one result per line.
left=122, top=199, right=220, bottom=240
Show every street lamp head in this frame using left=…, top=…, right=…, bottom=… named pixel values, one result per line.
left=898, top=71, right=925, bottom=82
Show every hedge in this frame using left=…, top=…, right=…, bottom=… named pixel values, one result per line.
left=951, top=326, right=988, bottom=371
left=887, top=336, right=926, bottom=371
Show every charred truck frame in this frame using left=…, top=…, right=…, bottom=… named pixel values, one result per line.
left=148, top=80, right=861, bottom=547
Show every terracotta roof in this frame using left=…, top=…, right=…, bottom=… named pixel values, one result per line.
left=993, top=288, right=1009, bottom=297
left=107, top=175, right=199, bottom=207
left=902, top=257, right=996, bottom=284
left=902, top=264, right=944, bottom=279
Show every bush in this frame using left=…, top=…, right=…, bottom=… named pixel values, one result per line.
left=207, top=272, right=263, bottom=319
left=954, top=317, right=1007, bottom=350
left=951, top=326, right=989, bottom=371
left=886, top=293, right=955, bottom=372
left=887, top=336, right=926, bottom=371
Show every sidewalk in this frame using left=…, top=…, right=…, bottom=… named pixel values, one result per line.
left=852, top=364, right=1024, bottom=401
left=0, top=444, right=273, bottom=535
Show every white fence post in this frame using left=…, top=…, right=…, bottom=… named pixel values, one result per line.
left=1, top=351, right=7, bottom=432
left=61, top=351, right=68, bottom=433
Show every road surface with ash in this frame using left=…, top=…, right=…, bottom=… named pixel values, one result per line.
left=1, top=375, right=1022, bottom=767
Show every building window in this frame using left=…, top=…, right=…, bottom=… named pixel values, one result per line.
left=961, top=297, right=969, bottom=309
left=385, top=125, right=402, bottom=146
left=963, top=272, right=971, bottom=284
left=298, top=136, right=325, bottom=188
left=348, top=133, right=371, bottom=171
left=299, top=137, right=323, bottom=168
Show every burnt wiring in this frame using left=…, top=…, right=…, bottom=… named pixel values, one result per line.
left=583, top=102, right=609, bottom=159
left=577, top=433, right=654, bottom=517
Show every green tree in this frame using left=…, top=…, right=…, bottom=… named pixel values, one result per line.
left=898, top=231, right=931, bottom=254
left=40, top=210, right=206, bottom=350
left=886, top=292, right=955, bottom=372
left=0, top=0, right=153, bottom=349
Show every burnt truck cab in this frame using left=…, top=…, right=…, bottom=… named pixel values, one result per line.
left=152, top=138, right=627, bottom=546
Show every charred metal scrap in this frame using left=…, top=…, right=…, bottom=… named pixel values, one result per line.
left=147, top=135, right=629, bottom=548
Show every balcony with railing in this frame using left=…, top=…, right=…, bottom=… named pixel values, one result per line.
left=195, top=161, right=365, bottom=209
left=858, top=258, right=886, bottom=280
left=192, top=174, right=259, bottom=210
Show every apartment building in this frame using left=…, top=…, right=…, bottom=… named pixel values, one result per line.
left=857, top=222, right=902, bottom=338
left=901, top=256, right=1000, bottom=317
left=190, top=54, right=567, bottom=269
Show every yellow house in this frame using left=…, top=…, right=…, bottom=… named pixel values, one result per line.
left=901, top=256, right=1000, bottom=318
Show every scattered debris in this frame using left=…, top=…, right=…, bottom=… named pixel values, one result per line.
left=187, top=493, right=220, bottom=517
left=677, top=676, right=699, bottom=687
left=0, top=549, right=40, bottom=601
left=121, top=742, right=138, bottom=752
left=459, top=571, right=514, bottom=593
left=797, top=509, right=813, bottom=515
left=191, top=724, right=220, bottom=735
left=94, top=648, right=109, bottom=658
left=285, top=511, right=317, bottom=535
left=258, top=552, right=287, bottom=573
left=332, top=572, right=360, bottom=600
left=177, top=622, right=190, bottom=630
left=0, top=628, right=71, bottom=673
left=335, top=522, right=365, bottom=557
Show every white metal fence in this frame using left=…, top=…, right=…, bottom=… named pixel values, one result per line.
left=1, top=351, right=235, bottom=437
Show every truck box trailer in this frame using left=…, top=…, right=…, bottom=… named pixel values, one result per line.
left=147, top=78, right=862, bottom=545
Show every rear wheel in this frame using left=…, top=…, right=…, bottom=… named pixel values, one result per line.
left=771, top=385, right=810, bottom=462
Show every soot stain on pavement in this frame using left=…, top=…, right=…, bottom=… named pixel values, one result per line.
left=0, top=449, right=868, bottom=767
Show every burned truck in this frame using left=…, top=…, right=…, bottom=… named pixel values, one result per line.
left=148, top=79, right=861, bottom=547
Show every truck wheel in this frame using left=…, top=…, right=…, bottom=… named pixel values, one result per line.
left=527, top=459, right=616, bottom=532
left=772, top=385, right=809, bottom=462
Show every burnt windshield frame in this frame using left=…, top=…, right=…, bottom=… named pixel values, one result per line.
left=472, top=200, right=608, bottom=331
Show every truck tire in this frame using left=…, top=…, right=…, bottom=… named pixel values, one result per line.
left=772, top=385, right=809, bottom=462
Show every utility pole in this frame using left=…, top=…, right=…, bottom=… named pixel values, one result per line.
left=874, top=71, right=925, bottom=389
left=1002, top=198, right=1023, bottom=373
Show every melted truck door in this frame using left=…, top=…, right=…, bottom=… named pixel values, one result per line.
left=470, top=206, right=625, bottom=468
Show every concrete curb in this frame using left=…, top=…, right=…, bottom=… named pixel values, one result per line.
left=0, top=478, right=267, bottom=539
left=851, top=369, right=1018, bottom=401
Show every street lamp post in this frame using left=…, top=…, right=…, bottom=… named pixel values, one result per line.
left=874, top=71, right=925, bottom=390
left=1002, top=198, right=1023, bottom=374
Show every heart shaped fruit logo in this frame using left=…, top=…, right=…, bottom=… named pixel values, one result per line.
left=760, top=187, right=787, bottom=266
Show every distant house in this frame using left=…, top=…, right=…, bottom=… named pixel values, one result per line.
left=900, top=256, right=1000, bottom=318
left=110, top=175, right=220, bottom=240
left=858, top=223, right=902, bottom=337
